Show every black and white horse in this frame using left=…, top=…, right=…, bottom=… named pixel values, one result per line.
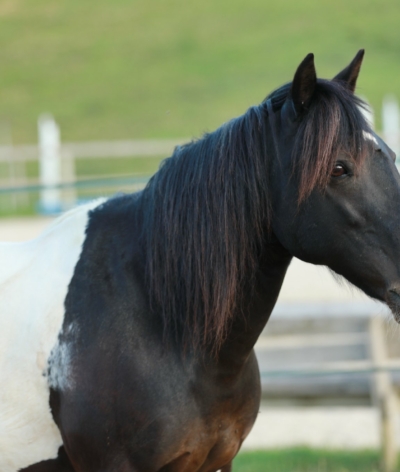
left=3, top=51, right=400, bottom=472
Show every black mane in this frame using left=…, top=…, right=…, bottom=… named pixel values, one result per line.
left=140, top=80, right=371, bottom=354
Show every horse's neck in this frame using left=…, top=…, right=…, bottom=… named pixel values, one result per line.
left=217, top=236, right=292, bottom=370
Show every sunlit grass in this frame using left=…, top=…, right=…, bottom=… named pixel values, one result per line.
left=234, top=448, right=389, bottom=472
left=0, top=0, right=398, bottom=145
left=1, top=0, right=400, bottom=217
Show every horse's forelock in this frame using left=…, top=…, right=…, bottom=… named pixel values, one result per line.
left=293, top=80, right=372, bottom=202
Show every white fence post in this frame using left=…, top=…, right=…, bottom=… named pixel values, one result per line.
left=38, top=114, right=61, bottom=214
left=382, top=95, right=400, bottom=158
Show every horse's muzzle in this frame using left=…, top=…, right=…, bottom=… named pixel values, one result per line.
left=386, top=286, right=400, bottom=323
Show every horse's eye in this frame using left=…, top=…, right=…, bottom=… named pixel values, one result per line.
left=331, top=164, right=347, bottom=178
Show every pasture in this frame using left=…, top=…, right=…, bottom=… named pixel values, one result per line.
left=234, top=449, right=385, bottom=472
left=0, top=0, right=399, bottom=145
left=1, top=0, right=400, bottom=218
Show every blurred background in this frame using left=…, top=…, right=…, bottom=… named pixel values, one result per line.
left=2, top=0, right=400, bottom=471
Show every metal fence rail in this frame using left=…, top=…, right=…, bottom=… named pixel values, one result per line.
left=0, top=176, right=150, bottom=194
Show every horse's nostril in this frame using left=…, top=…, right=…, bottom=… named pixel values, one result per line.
left=389, top=288, right=400, bottom=298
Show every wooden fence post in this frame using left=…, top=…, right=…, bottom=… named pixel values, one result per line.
left=369, top=316, right=398, bottom=472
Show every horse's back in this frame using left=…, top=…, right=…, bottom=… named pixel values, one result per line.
left=0, top=199, right=105, bottom=472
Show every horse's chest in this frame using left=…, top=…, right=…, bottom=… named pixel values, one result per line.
left=147, top=371, right=259, bottom=471
left=54, top=340, right=259, bottom=472
left=161, top=367, right=260, bottom=471
left=153, top=400, right=256, bottom=472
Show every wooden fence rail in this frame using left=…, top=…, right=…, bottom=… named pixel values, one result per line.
left=257, top=315, right=399, bottom=472
left=0, top=138, right=188, bottom=162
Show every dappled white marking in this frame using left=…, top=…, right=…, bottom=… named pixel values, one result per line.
left=48, top=323, right=77, bottom=391
left=363, top=130, right=379, bottom=146
left=0, top=198, right=105, bottom=472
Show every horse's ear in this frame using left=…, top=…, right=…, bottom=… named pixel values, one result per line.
left=289, top=53, right=317, bottom=115
left=333, top=49, right=365, bottom=93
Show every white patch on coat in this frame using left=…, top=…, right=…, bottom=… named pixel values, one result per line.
left=363, top=130, right=379, bottom=146
left=48, top=323, right=77, bottom=391
left=0, top=198, right=105, bottom=472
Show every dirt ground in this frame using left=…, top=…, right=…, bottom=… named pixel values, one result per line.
left=242, top=405, right=387, bottom=450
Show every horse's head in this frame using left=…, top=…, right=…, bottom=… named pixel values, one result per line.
left=270, top=51, right=400, bottom=319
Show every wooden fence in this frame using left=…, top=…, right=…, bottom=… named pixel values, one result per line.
left=257, top=314, right=400, bottom=472
left=0, top=138, right=187, bottom=162
left=0, top=137, right=188, bottom=214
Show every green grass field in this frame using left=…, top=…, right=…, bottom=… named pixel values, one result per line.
left=234, top=448, right=390, bottom=472
left=0, top=0, right=399, bottom=146
left=1, top=0, right=400, bottom=216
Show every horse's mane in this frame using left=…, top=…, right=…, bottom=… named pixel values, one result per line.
left=140, top=79, right=371, bottom=354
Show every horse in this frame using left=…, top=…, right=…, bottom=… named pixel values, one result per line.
left=2, top=49, right=400, bottom=472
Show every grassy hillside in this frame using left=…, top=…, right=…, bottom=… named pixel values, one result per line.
left=234, top=448, right=387, bottom=472
left=0, top=0, right=399, bottom=144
